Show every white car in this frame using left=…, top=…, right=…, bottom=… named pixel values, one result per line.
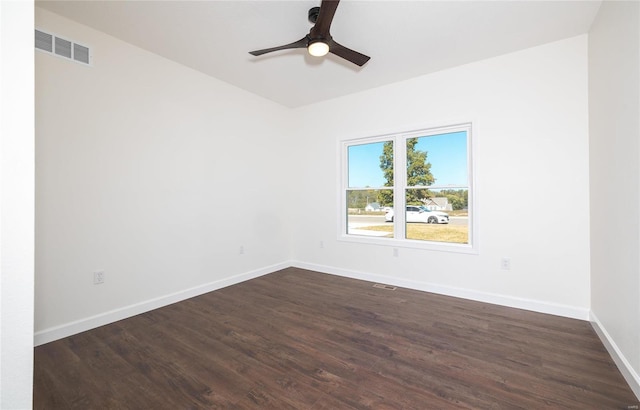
left=384, top=206, right=449, bottom=224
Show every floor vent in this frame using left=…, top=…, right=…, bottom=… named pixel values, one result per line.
left=35, top=29, right=92, bottom=66
left=373, top=283, right=397, bottom=291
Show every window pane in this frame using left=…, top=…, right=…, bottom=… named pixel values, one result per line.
left=408, top=131, right=468, bottom=187
left=405, top=189, right=468, bottom=244
left=348, top=141, right=392, bottom=188
left=342, top=124, right=473, bottom=251
left=346, top=189, right=393, bottom=238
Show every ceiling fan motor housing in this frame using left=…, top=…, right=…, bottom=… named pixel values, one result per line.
left=308, top=7, right=320, bottom=24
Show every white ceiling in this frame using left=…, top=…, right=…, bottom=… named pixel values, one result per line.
left=36, top=0, right=602, bottom=108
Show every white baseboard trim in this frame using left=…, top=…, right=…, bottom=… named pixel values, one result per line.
left=34, top=260, right=592, bottom=346
left=291, top=260, right=590, bottom=320
left=34, top=261, right=292, bottom=346
left=590, top=312, right=640, bottom=401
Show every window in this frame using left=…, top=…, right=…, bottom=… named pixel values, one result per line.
left=341, top=123, right=475, bottom=252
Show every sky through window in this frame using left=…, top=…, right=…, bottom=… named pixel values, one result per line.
left=348, top=131, right=467, bottom=188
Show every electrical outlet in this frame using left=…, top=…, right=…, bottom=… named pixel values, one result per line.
left=93, top=270, right=105, bottom=285
left=319, top=240, right=324, bottom=249
left=239, top=245, right=245, bottom=255
left=501, top=257, right=511, bottom=271
left=393, top=248, right=399, bottom=257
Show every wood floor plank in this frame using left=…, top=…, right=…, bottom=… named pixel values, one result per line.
left=34, top=267, right=639, bottom=409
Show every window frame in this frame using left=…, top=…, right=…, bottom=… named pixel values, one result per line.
left=339, top=122, right=478, bottom=254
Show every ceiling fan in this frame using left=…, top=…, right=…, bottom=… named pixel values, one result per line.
left=249, top=0, right=370, bottom=67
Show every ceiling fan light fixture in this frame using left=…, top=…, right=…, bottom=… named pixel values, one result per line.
left=249, top=0, right=370, bottom=66
left=308, top=40, right=329, bottom=57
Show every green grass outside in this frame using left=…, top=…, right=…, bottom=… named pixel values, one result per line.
left=360, top=224, right=468, bottom=244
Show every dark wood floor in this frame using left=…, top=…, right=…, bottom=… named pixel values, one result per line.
left=34, top=267, right=638, bottom=409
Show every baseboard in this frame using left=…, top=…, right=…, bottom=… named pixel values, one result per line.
left=590, top=312, right=640, bottom=400
left=291, top=260, right=590, bottom=320
left=34, top=261, right=292, bottom=346
left=34, top=260, right=591, bottom=346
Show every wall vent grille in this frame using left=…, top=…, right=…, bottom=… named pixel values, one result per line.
left=54, top=37, right=72, bottom=59
left=35, top=30, right=53, bottom=53
left=35, top=29, right=92, bottom=66
left=73, top=43, right=90, bottom=64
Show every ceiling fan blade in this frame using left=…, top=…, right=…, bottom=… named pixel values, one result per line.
left=329, top=40, right=370, bottom=67
left=249, top=37, right=308, bottom=56
left=310, top=0, right=340, bottom=38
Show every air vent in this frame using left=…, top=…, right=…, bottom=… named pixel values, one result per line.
left=373, top=283, right=397, bottom=291
left=54, top=37, right=72, bottom=59
left=73, top=43, right=90, bottom=64
left=35, top=30, right=53, bottom=52
left=35, top=29, right=91, bottom=66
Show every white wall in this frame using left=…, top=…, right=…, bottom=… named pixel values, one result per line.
left=588, top=0, right=640, bottom=398
left=291, top=36, right=591, bottom=319
left=1, top=1, right=35, bottom=408
left=35, top=8, right=293, bottom=342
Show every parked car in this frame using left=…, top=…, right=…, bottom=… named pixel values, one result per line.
left=384, top=206, right=449, bottom=224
